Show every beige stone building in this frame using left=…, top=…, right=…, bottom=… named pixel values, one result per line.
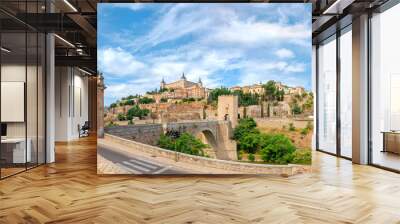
left=289, top=86, right=306, bottom=95
left=275, top=82, right=289, bottom=94
left=158, top=73, right=208, bottom=100
left=230, top=83, right=264, bottom=95
left=231, top=82, right=306, bottom=96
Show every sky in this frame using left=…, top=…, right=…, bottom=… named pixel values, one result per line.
left=98, top=3, right=312, bottom=106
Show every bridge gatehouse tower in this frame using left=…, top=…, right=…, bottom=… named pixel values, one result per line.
left=217, top=95, right=238, bottom=128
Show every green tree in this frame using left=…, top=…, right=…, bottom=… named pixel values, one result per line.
left=303, top=97, right=313, bottom=110
left=182, top=97, right=196, bottom=103
left=263, top=80, right=277, bottom=101
left=237, top=92, right=259, bottom=106
left=248, top=153, right=255, bottom=162
left=300, top=127, right=309, bottom=135
left=292, top=150, right=311, bottom=165
left=276, top=90, right=285, bottom=101
left=174, top=133, right=207, bottom=156
left=291, top=103, right=302, bottom=115
left=239, top=132, right=262, bottom=153
left=306, top=121, right=313, bottom=130
left=157, top=133, right=207, bottom=157
left=209, top=87, right=232, bottom=102
left=117, top=113, right=126, bottom=121
left=157, top=134, right=175, bottom=150
left=260, top=134, right=296, bottom=164
left=288, top=123, right=296, bottom=131
left=138, top=97, right=155, bottom=104
left=233, top=118, right=258, bottom=141
left=109, top=103, right=117, bottom=108
left=126, top=105, right=149, bottom=120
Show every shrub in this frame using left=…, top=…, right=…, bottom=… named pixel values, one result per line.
left=291, top=103, right=302, bottom=115
left=182, top=97, right=196, bottom=103
left=209, top=87, right=232, bottom=102
left=248, top=153, right=255, bottom=162
left=238, top=150, right=244, bottom=160
left=300, top=127, right=309, bottom=135
left=260, top=134, right=296, bottom=164
left=306, top=121, right=313, bottom=130
left=238, top=132, right=271, bottom=154
left=138, top=97, right=155, bottom=104
left=288, top=123, right=295, bottom=131
left=157, top=132, right=207, bottom=157
left=160, top=98, right=168, bottom=103
left=125, top=99, right=135, bottom=105
left=175, top=133, right=207, bottom=156
left=128, top=119, right=134, bottom=125
left=292, top=150, right=312, bottom=165
left=157, top=134, right=175, bottom=150
left=233, top=90, right=259, bottom=107
left=233, top=117, right=258, bottom=140
left=106, top=121, right=118, bottom=128
left=117, top=113, right=126, bottom=121
left=126, top=105, right=149, bottom=120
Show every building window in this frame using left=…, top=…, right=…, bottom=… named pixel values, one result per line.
left=317, top=35, right=337, bottom=154
left=339, top=27, right=352, bottom=158
left=370, top=3, right=400, bottom=171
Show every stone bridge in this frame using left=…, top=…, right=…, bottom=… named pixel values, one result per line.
left=104, top=95, right=240, bottom=161
left=164, top=120, right=237, bottom=160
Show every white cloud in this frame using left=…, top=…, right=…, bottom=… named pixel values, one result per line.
left=128, top=4, right=310, bottom=50
left=105, top=83, right=132, bottom=100
left=285, top=63, right=305, bottom=73
left=208, top=20, right=310, bottom=47
left=100, top=4, right=311, bottom=105
left=132, top=4, right=213, bottom=49
left=109, top=3, right=145, bottom=11
left=98, top=47, right=146, bottom=76
left=275, top=48, right=294, bottom=59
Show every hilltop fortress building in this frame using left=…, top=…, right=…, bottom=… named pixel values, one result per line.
left=156, top=73, right=208, bottom=100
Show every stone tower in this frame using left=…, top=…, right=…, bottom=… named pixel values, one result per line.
left=160, top=77, right=165, bottom=89
left=217, top=95, right=238, bottom=128
left=97, top=74, right=106, bottom=138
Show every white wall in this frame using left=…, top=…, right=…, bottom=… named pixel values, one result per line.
left=55, top=67, right=89, bottom=141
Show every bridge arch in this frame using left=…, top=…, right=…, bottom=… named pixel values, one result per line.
left=164, top=121, right=236, bottom=160
left=195, top=129, right=218, bottom=158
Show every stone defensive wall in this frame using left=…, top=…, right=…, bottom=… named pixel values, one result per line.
left=104, top=124, right=163, bottom=145
left=104, top=134, right=310, bottom=176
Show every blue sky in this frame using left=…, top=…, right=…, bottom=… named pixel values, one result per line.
left=98, top=3, right=312, bottom=106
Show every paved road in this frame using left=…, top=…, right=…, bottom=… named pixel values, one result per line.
left=98, top=144, right=187, bottom=174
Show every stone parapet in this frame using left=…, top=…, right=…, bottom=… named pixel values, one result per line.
left=104, top=134, right=310, bottom=176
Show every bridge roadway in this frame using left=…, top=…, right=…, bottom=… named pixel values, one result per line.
left=98, top=143, right=187, bottom=174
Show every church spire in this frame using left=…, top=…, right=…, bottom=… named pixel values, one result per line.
left=160, top=76, right=165, bottom=89
left=181, top=72, right=186, bottom=80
